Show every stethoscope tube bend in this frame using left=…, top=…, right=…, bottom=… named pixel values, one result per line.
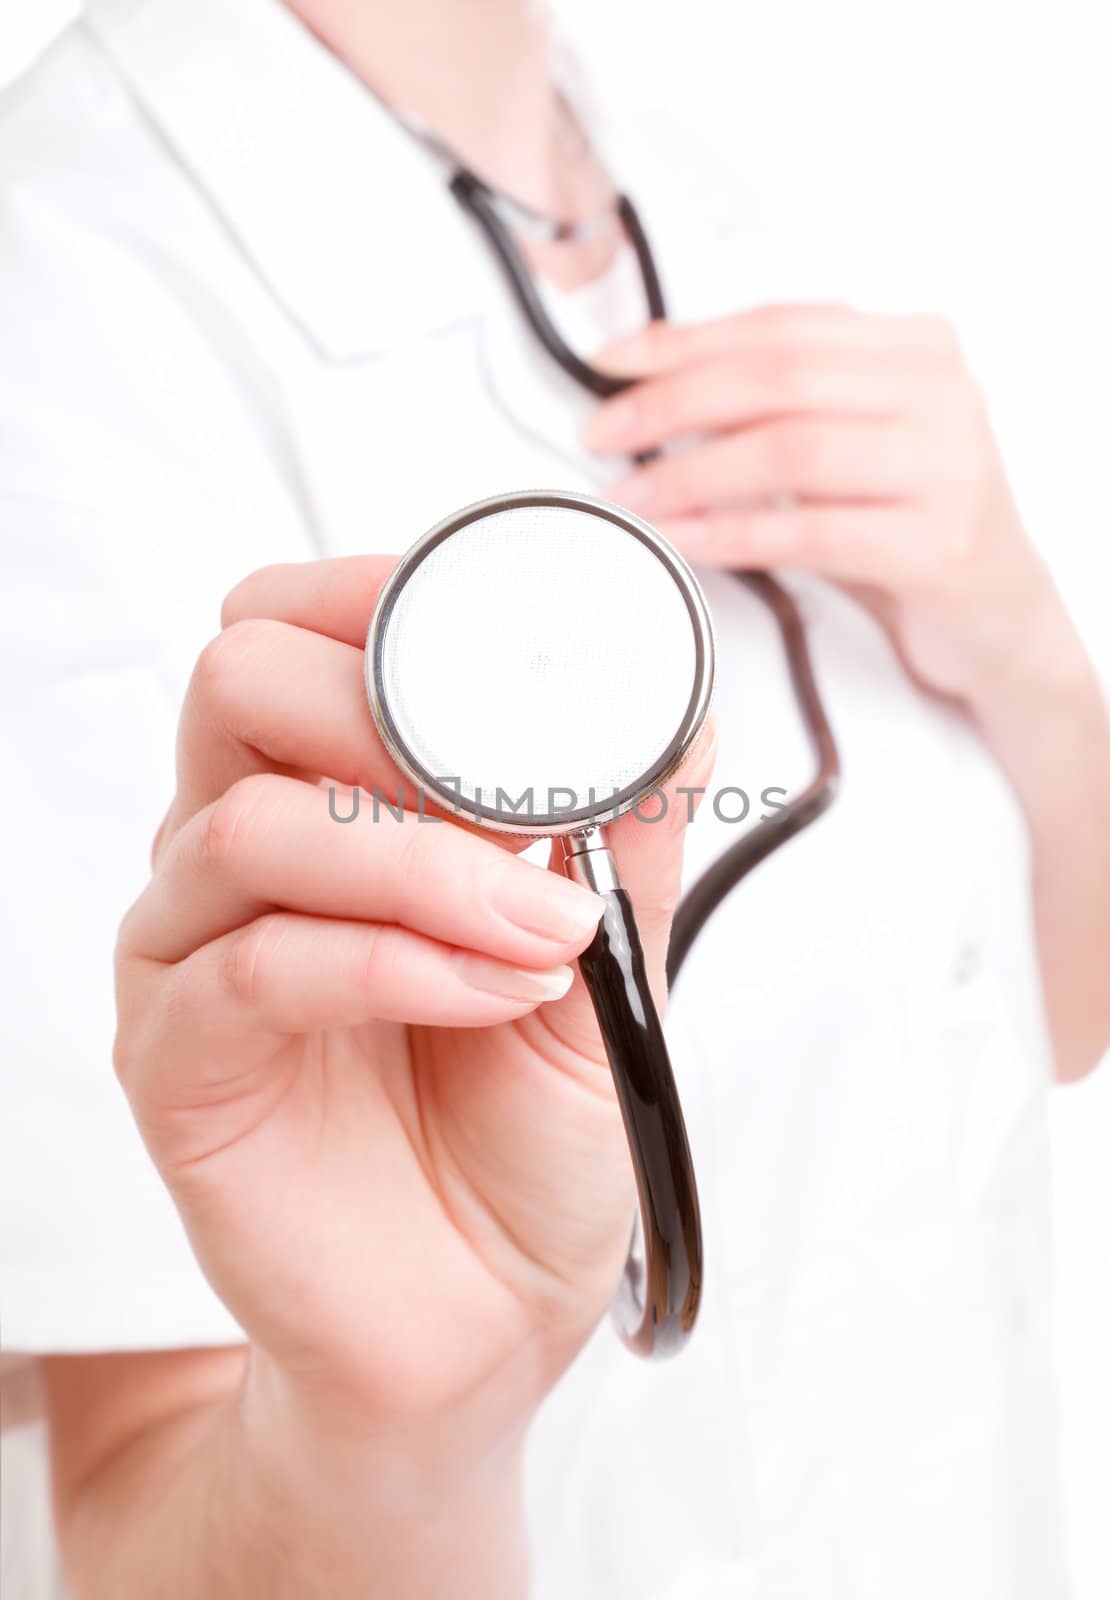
left=564, top=833, right=702, bottom=1356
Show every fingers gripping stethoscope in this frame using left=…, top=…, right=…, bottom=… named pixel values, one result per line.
left=363, top=141, right=840, bottom=1360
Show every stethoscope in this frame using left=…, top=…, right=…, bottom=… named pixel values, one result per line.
left=364, top=126, right=841, bottom=1360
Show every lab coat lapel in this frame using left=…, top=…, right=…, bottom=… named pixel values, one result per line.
left=83, top=0, right=490, bottom=364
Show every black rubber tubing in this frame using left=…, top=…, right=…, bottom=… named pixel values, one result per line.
left=576, top=888, right=703, bottom=1358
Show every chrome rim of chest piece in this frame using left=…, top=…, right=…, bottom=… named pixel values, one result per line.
left=365, top=489, right=715, bottom=836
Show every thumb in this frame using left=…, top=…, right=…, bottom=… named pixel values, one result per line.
left=605, top=713, right=719, bottom=998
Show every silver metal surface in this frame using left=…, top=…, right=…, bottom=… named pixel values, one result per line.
left=364, top=489, right=715, bottom=838
left=562, top=829, right=622, bottom=894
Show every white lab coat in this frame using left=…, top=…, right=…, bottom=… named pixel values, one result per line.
left=0, top=2, right=1069, bottom=1595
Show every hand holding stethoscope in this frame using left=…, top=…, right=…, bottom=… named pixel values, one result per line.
left=113, top=553, right=719, bottom=1441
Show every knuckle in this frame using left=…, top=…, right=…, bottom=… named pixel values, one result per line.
left=930, top=314, right=961, bottom=351
left=191, top=627, right=236, bottom=699
left=635, top=872, right=684, bottom=944
left=764, top=338, right=812, bottom=405
left=932, top=412, right=992, bottom=500
left=657, top=449, right=698, bottom=505
left=743, top=509, right=782, bottom=557
left=749, top=303, right=799, bottom=338
left=797, top=420, right=831, bottom=476
left=158, top=958, right=209, bottom=1040
left=354, top=922, right=391, bottom=995
left=150, top=807, right=174, bottom=870
left=917, top=313, right=964, bottom=362
left=220, top=913, right=284, bottom=1007
left=655, top=876, right=684, bottom=922
left=771, top=318, right=809, bottom=367
left=764, top=419, right=816, bottom=481
left=200, top=773, right=275, bottom=874
left=191, top=617, right=275, bottom=710
left=115, top=892, right=147, bottom=961
left=220, top=564, right=281, bottom=630
left=802, top=507, right=841, bottom=561
left=961, top=374, right=992, bottom=434
left=111, top=952, right=163, bottom=1091
left=111, top=1021, right=137, bottom=1091
left=941, top=519, right=978, bottom=574
left=672, top=365, right=708, bottom=418
left=632, top=383, right=668, bottom=440
left=364, top=806, right=457, bottom=922
left=947, top=446, right=989, bottom=503
left=111, top=1004, right=158, bottom=1098
left=652, top=801, right=690, bottom=863
left=641, top=318, right=672, bottom=357
left=392, top=809, right=437, bottom=878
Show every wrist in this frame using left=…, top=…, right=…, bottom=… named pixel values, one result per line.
left=962, top=579, right=1097, bottom=750
left=232, top=1348, right=530, bottom=1599
left=960, top=582, right=1110, bottom=880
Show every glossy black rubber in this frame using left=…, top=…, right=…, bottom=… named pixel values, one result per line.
left=577, top=889, right=702, bottom=1358
left=449, top=171, right=667, bottom=400
left=666, top=571, right=841, bottom=987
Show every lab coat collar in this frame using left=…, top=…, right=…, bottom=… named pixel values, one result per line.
left=83, top=0, right=492, bottom=362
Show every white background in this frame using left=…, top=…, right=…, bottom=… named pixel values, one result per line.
left=3, top=3, right=1108, bottom=1594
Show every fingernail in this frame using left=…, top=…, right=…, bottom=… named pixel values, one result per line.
left=455, top=953, right=575, bottom=1003
left=491, top=865, right=605, bottom=943
left=582, top=396, right=635, bottom=451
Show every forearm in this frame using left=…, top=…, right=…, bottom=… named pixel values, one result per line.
left=54, top=1350, right=529, bottom=1600
left=969, top=598, right=1110, bottom=1081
